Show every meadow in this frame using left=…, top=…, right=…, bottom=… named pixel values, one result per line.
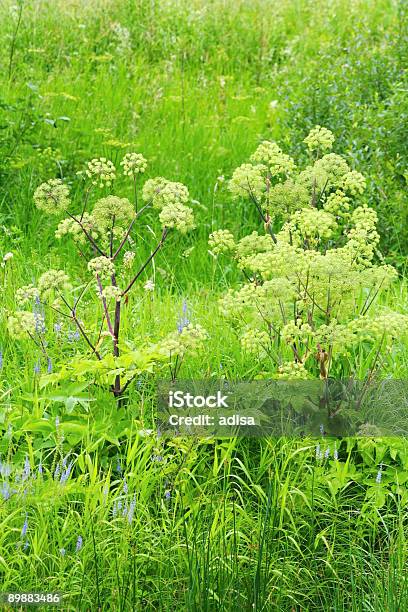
left=1, top=0, right=408, bottom=609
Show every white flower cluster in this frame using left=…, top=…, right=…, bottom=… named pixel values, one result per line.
left=303, top=125, right=335, bottom=153
left=101, top=285, right=122, bottom=301
left=34, top=179, right=70, bottom=215
left=159, top=202, right=195, bottom=233
left=88, top=256, right=115, bottom=279
left=86, top=158, right=116, bottom=187
left=120, top=153, right=147, bottom=176
left=208, top=229, right=236, bottom=255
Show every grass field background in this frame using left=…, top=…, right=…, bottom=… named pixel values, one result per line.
left=1, top=0, right=408, bottom=609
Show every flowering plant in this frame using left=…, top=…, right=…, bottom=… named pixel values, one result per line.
left=210, top=127, right=408, bottom=379
left=9, top=153, right=205, bottom=399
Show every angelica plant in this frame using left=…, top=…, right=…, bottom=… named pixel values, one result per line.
left=9, top=153, right=205, bottom=399
left=210, top=127, right=408, bottom=379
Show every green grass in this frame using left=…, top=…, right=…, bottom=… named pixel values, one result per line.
left=1, top=0, right=408, bottom=609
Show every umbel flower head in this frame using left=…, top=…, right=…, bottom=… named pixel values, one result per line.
left=55, top=213, right=100, bottom=244
left=208, top=229, right=236, bottom=255
left=92, top=196, right=134, bottom=232
left=38, top=270, right=71, bottom=299
left=120, top=152, right=147, bottom=176
left=303, top=125, right=335, bottom=153
left=142, top=178, right=189, bottom=209
left=101, top=285, right=122, bottom=302
left=8, top=311, right=42, bottom=339
left=88, top=256, right=115, bottom=279
left=86, top=157, right=116, bottom=187
left=159, top=203, right=195, bottom=233
left=34, top=179, right=70, bottom=214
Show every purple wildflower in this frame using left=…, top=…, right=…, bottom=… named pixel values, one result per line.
left=47, top=357, right=52, bottom=373
left=34, top=359, right=41, bottom=375
left=76, top=535, right=83, bottom=552
left=127, top=496, right=136, bottom=524
left=60, top=548, right=66, bottom=557
left=0, top=462, right=11, bottom=478
left=21, top=515, right=28, bottom=538
left=177, top=300, right=190, bottom=333
left=60, top=461, right=73, bottom=485
left=0, top=482, right=11, bottom=501
left=22, top=455, right=31, bottom=481
left=376, top=464, right=383, bottom=484
left=0, top=349, right=3, bottom=370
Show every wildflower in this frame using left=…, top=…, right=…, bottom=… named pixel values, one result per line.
left=0, top=482, right=11, bottom=501
left=250, top=141, right=296, bottom=177
left=208, top=229, right=236, bottom=255
left=0, top=349, right=2, bottom=370
left=127, top=496, right=136, bottom=524
left=38, top=269, right=71, bottom=299
left=164, top=490, right=171, bottom=500
left=376, top=464, right=383, bottom=484
left=76, top=535, right=83, bottom=552
left=324, top=447, right=330, bottom=459
left=8, top=311, right=39, bottom=338
left=334, top=445, right=339, bottom=461
left=228, top=163, right=267, bottom=200
left=123, top=478, right=128, bottom=494
left=101, top=285, right=122, bottom=301
left=315, top=444, right=323, bottom=460
left=240, top=328, right=269, bottom=357
left=86, top=157, right=116, bottom=187
left=34, top=179, right=70, bottom=214
left=60, top=548, right=66, bottom=557
left=21, top=515, right=28, bottom=538
left=143, top=279, right=155, bottom=292
left=303, top=125, right=335, bottom=153
left=159, top=203, right=195, bottom=233
left=54, top=322, right=63, bottom=334
left=120, top=152, right=147, bottom=176
left=60, top=461, right=73, bottom=485
left=34, top=359, right=41, bottom=375
left=143, top=178, right=189, bottom=210
left=92, top=196, right=134, bottom=232
left=116, top=458, right=122, bottom=474
left=111, top=22, right=132, bottom=53
left=47, top=357, right=52, bottom=373
left=0, top=462, right=11, bottom=478
left=22, top=456, right=31, bottom=481
left=55, top=213, right=100, bottom=244
left=177, top=300, right=190, bottom=333
left=67, top=329, right=80, bottom=342
left=15, top=284, right=40, bottom=306
left=123, top=251, right=135, bottom=268
left=88, top=256, right=115, bottom=279
left=342, top=170, right=366, bottom=195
